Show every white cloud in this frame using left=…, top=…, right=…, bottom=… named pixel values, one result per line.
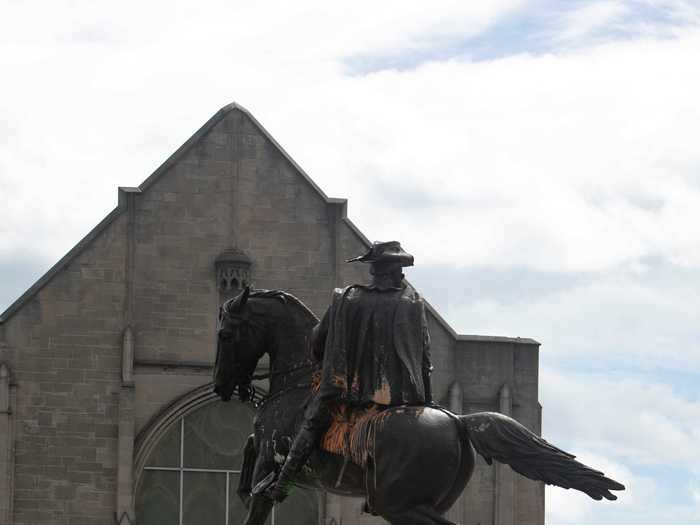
left=542, top=367, right=700, bottom=524
left=0, top=0, right=529, bottom=265
left=444, top=259, right=700, bottom=372
left=550, top=1, right=700, bottom=45
left=2, top=2, right=700, bottom=276
left=691, top=482, right=700, bottom=519
left=557, top=1, right=630, bottom=42
left=0, top=1, right=527, bottom=67
left=254, top=31, right=700, bottom=274
left=648, top=0, right=700, bottom=26
left=542, top=367, right=700, bottom=467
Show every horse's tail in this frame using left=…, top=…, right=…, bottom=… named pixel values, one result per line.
left=458, top=412, right=625, bottom=501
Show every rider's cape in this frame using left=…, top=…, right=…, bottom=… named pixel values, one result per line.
left=315, top=282, right=432, bottom=406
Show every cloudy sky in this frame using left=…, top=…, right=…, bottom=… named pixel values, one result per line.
left=1, top=0, right=699, bottom=523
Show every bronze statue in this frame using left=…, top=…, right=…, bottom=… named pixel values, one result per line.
left=213, top=241, right=624, bottom=525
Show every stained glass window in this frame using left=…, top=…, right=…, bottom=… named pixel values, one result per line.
left=137, top=400, right=319, bottom=524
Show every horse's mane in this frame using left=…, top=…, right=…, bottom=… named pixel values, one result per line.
left=247, top=289, right=320, bottom=326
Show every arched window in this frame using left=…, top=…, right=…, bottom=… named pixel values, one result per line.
left=136, top=399, right=319, bottom=524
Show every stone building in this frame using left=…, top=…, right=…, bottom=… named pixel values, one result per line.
left=0, top=104, right=544, bottom=525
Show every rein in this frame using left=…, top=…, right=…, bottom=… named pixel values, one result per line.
left=250, top=360, right=314, bottom=381
left=245, top=360, right=316, bottom=409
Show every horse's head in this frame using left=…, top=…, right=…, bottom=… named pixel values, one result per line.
left=213, top=286, right=320, bottom=403
left=213, top=286, right=267, bottom=402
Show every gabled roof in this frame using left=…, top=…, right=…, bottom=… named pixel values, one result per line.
left=0, top=103, right=538, bottom=346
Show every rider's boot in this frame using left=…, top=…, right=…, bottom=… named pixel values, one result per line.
left=267, top=397, right=334, bottom=502
left=267, top=424, right=317, bottom=502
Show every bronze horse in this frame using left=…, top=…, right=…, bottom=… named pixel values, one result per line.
left=213, top=288, right=624, bottom=525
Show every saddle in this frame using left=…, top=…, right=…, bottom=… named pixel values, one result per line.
left=320, top=403, right=387, bottom=468
left=310, top=370, right=394, bottom=468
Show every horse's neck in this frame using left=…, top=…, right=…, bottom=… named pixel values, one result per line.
left=267, top=319, right=312, bottom=394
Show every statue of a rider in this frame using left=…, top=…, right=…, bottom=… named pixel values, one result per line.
left=268, top=240, right=433, bottom=501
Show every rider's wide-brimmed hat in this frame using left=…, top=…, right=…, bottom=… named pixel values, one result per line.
left=346, top=241, right=414, bottom=267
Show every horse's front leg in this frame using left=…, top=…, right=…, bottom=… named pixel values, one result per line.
left=242, top=494, right=274, bottom=525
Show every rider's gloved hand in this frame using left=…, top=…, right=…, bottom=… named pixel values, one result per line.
left=251, top=471, right=290, bottom=503
left=266, top=476, right=292, bottom=503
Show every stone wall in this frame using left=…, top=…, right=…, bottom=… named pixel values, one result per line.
left=454, top=337, right=543, bottom=525
left=1, top=214, right=127, bottom=524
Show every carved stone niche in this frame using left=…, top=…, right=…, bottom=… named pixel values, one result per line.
left=215, top=248, right=253, bottom=301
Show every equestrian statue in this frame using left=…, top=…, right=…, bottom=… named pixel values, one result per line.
left=213, top=241, right=624, bottom=525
